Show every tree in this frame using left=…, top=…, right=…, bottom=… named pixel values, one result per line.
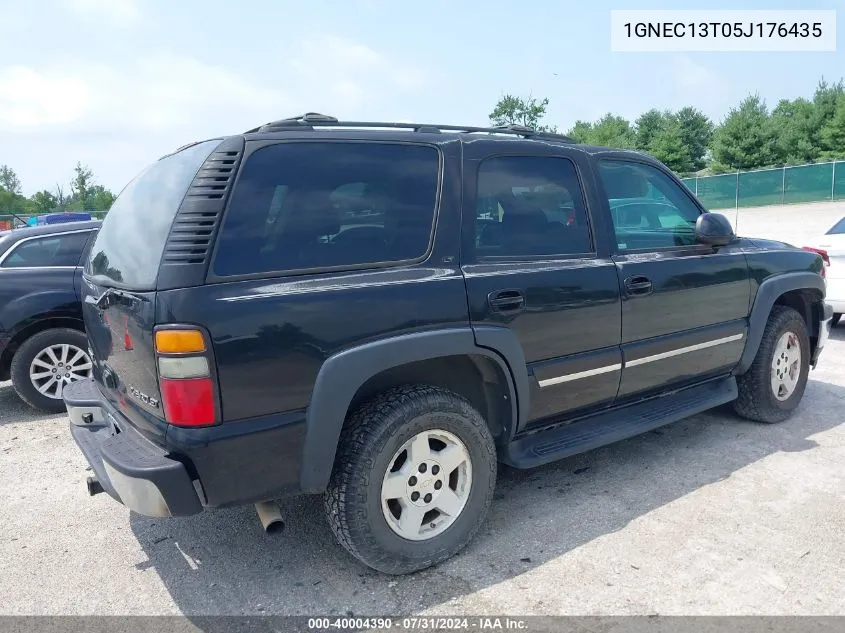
left=0, top=165, right=22, bottom=195
left=632, top=110, right=693, bottom=172
left=648, top=117, right=694, bottom=173
left=86, top=185, right=116, bottom=212
left=634, top=109, right=668, bottom=152
left=710, top=95, right=778, bottom=170
left=819, top=94, right=845, bottom=158
left=675, top=107, right=713, bottom=171
left=69, top=162, right=95, bottom=209
left=770, top=98, right=818, bottom=164
left=567, top=113, right=635, bottom=149
left=489, top=94, right=557, bottom=132
left=53, top=184, right=68, bottom=211
left=566, top=120, right=595, bottom=144
left=30, top=190, right=58, bottom=214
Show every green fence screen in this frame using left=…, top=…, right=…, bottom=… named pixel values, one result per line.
left=683, top=160, right=843, bottom=210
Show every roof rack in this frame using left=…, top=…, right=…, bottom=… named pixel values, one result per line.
left=244, top=112, right=575, bottom=142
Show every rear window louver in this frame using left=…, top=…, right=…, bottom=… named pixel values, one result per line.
left=162, top=147, right=243, bottom=265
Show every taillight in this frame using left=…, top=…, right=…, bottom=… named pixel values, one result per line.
left=802, top=246, right=830, bottom=278
left=160, top=378, right=215, bottom=426
left=154, top=327, right=217, bottom=427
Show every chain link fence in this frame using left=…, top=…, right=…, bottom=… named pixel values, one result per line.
left=682, top=160, right=845, bottom=211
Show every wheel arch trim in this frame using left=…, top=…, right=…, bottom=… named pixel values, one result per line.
left=300, top=327, right=526, bottom=493
left=735, top=272, right=825, bottom=375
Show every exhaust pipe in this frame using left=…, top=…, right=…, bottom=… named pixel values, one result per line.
left=255, top=501, right=285, bottom=534
left=86, top=476, right=104, bottom=496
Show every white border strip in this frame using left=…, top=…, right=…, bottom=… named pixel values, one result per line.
left=537, top=363, right=622, bottom=388
left=625, top=333, right=744, bottom=368
left=537, top=333, right=744, bottom=388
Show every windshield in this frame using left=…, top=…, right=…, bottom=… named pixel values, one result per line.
left=85, top=139, right=222, bottom=289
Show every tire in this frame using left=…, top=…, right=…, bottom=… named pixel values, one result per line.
left=832, top=313, right=841, bottom=328
left=324, top=385, right=497, bottom=575
left=10, top=328, right=92, bottom=413
left=733, top=306, right=810, bottom=424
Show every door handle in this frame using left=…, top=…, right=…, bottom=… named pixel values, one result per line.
left=624, top=275, right=653, bottom=296
left=488, top=289, right=525, bottom=313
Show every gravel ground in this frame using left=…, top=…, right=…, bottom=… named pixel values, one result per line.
left=0, top=203, right=843, bottom=617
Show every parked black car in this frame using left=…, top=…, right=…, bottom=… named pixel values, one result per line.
left=0, top=220, right=100, bottom=411
left=64, top=115, right=831, bottom=574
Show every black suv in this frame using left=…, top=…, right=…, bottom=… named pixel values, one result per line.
left=64, top=115, right=832, bottom=574
left=1, top=220, right=99, bottom=411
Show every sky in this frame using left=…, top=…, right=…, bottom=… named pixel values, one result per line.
left=0, top=0, right=842, bottom=196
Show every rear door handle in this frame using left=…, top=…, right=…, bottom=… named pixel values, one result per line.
left=488, top=289, right=525, bottom=313
left=624, top=275, right=653, bottom=296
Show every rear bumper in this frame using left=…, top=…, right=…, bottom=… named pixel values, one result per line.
left=65, top=379, right=202, bottom=517
left=812, top=302, right=834, bottom=368
left=64, top=378, right=308, bottom=515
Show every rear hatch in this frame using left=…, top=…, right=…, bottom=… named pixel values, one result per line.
left=81, top=139, right=225, bottom=442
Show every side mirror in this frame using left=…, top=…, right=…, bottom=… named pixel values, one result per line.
left=695, top=212, right=735, bottom=247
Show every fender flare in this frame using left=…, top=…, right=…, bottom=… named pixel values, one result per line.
left=734, top=271, right=825, bottom=375
left=300, top=327, right=528, bottom=492
left=1, top=290, right=82, bottom=332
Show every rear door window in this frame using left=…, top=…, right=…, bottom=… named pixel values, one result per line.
left=212, top=142, right=440, bottom=277
left=0, top=231, right=91, bottom=268
left=86, top=139, right=223, bottom=288
left=474, top=155, right=592, bottom=259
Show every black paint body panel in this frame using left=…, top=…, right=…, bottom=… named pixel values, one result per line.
left=66, top=129, right=830, bottom=512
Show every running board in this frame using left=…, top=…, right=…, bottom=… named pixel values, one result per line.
left=502, top=377, right=738, bottom=469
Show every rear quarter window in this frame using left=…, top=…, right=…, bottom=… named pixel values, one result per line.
left=212, top=142, right=440, bottom=278
left=86, top=139, right=223, bottom=288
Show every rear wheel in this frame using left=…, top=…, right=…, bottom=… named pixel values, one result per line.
left=832, top=313, right=841, bottom=327
left=10, top=328, right=92, bottom=413
left=733, top=306, right=810, bottom=423
left=324, top=385, right=497, bottom=574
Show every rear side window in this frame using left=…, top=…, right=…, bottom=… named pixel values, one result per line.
left=474, top=156, right=592, bottom=258
left=0, top=231, right=90, bottom=268
left=212, top=142, right=440, bottom=277
left=86, top=139, right=223, bottom=288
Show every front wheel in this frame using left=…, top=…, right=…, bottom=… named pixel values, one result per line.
left=733, top=306, right=810, bottom=424
left=10, top=328, right=93, bottom=413
left=324, top=385, right=497, bottom=574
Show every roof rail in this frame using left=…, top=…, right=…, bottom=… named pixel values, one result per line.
left=244, top=113, right=575, bottom=142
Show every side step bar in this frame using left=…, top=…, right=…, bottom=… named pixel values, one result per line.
left=502, top=377, right=738, bottom=469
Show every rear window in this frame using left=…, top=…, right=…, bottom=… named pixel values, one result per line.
left=0, top=231, right=91, bottom=268
left=86, top=139, right=222, bottom=288
left=212, top=142, right=440, bottom=277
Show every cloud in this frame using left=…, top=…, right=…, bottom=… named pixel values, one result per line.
left=672, top=55, right=720, bottom=91
left=669, top=55, right=730, bottom=120
left=0, top=55, right=291, bottom=135
left=63, top=0, right=140, bottom=26
left=288, top=35, right=426, bottom=111
left=0, top=54, right=292, bottom=194
left=0, top=34, right=427, bottom=193
left=0, top=66, right=93, bottom=127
